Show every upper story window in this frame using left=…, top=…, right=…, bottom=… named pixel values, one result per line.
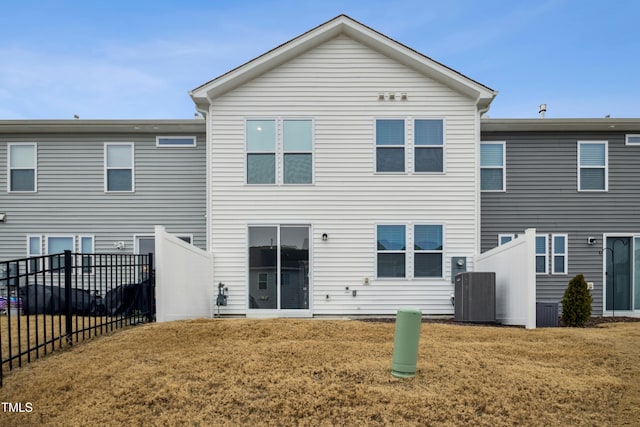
left=283, top=120, right=313, bottom=184
left=625, top=134, right=640, bottom=145
left=105, top=143, right=134, bottom=192
left=481, top=142, right=505, bottom=191
left=578, top=141, right=607, bottom=191
left=8, top=143, right=37, bottom=192
left=414, top=120, right=444, bottom=173
left=375, top=118, right=445, bottom=174
left=246, top=119, right=313, bottom=185
left=156, top=136, right=197, bottom=147
left=375, top=119, right=405, bottom=172
left=247, top=120, right=276, bottom=184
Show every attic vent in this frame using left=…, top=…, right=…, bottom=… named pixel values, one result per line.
left=377, top=92, right=408, bottom=101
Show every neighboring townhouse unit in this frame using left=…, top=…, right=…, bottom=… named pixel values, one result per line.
left=481, top=118, right=640, bottom=317
left=0, top=120, right=207, bottom=270
left=190, top=15, right=496, bottom=316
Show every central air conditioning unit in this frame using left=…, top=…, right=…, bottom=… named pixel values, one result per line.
left=454, top=272, right=496, bottom=323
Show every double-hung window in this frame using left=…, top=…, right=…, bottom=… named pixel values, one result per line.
left=414, top=225, right=443, bottom=277
left=80, top=235, right=94, bottom=273
left=105, top=143, right=134, bottom=192
left=414, top=120, right=444, bottom=172
left=247, top=120, right=276, bottom=184
left=283, top=120, right=313, bottom=184
left=376, top=119, right=405, bottom=172
left=481, top=142, right=505, bottom=191
left=552, top=234, right=568, bottom=274
left=578, top=141, right=607, bottom=191
left=27, top=235, right=42, bottom=272
left=8, top=143, right=37, bottom=192
left=536, top=234, right=548, bottom=274
left=377, top=225, right=406, bottom=278
left=377, top=224, right=444, bottom=279
left=246, top=119, right=313, bottom=185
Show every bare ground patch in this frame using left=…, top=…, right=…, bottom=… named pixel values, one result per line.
left=0, top=319, right=638, bottom=426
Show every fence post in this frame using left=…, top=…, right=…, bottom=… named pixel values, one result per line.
left=64, top=250, right=73, bottom=346
left=148, top=252, right=154, bottom=322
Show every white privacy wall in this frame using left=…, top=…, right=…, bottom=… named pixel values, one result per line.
left=476, top=228, right=536, bottom=329
left=155, top=225, right=214, bottom=322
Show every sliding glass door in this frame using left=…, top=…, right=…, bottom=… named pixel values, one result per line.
left=248, top=225, right=310, bottom=312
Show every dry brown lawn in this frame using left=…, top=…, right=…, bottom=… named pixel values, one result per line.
left=0, top=318, right=639, bottom=426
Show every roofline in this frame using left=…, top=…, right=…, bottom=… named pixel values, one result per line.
left=0, top=119, right=206, bottom=134
left=190, top=15, right=496, bottom=109
left=481, top=118, right=640, bottom=133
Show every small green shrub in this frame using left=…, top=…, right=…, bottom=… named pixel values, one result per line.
left=561, top=274, right=593, bottom=327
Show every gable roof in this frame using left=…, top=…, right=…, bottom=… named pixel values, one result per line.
left=190, top=14, right=497, bottom=112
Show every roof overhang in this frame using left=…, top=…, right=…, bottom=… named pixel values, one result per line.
left=0, top=119, right=206, bottom=135
left=482, top=118, right=640, bottom=133
left=190, top=15, right=497, bottom=112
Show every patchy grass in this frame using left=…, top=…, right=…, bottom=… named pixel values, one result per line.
left=0, top=319, right=638, bottom=426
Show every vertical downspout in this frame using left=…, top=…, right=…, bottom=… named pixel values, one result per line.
left=196, top=106, right=211, bottom=253
left=475, top=95, right=493, bottom=263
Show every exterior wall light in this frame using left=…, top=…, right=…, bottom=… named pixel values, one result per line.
left=322, top=233, right=328, bottom=241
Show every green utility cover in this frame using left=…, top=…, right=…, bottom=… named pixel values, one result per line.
left=390, top=307, right=422, bottom=378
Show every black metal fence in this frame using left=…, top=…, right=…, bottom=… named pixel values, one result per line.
left=0, top=250, right=155, bottom=386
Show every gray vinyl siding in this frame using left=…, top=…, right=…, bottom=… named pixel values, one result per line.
left=0, top=123, right=206, bottom=262
left=480, top=130, right=640, bottom=315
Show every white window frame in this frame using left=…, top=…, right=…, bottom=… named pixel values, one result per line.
left=374, top=118, right=407, bottom=174
left=45, top=235, right=75, bottom=270
left=104, top=142, right=135, bottom=193
left=245, top=118, right=314, bottom=185
left=155, top=136, right=197, bottom=148
left=413, top=223, right=445, bottom=279
left=8, top=143, right=37, bottom=193
left=413, top=118, right=446, bottom=174
left=480, top=141, right=506, bottom=192
left=551, top=233, right=568, bottom=275
left=27, top=235, right=43, bottom=272
left=375, top=223, right=445, bottom=280
left=578, top=141, right=608, bottom=192
left=625, top=134, right=640, bottom=146
left=282, top=119, right=314, bottom=185
left=498, top=233, right=515, bottom=246
left=79, top=235, right=95, bottom=273
left=536, top=234, right=549, bottom=275
left=376, top=224, right=407, bottom=279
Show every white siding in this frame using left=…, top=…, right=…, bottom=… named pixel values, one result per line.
left=209, top=35, right=480, bottom=315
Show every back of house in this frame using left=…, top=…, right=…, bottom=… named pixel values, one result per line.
left=191, top=15, right=496, bottom=317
